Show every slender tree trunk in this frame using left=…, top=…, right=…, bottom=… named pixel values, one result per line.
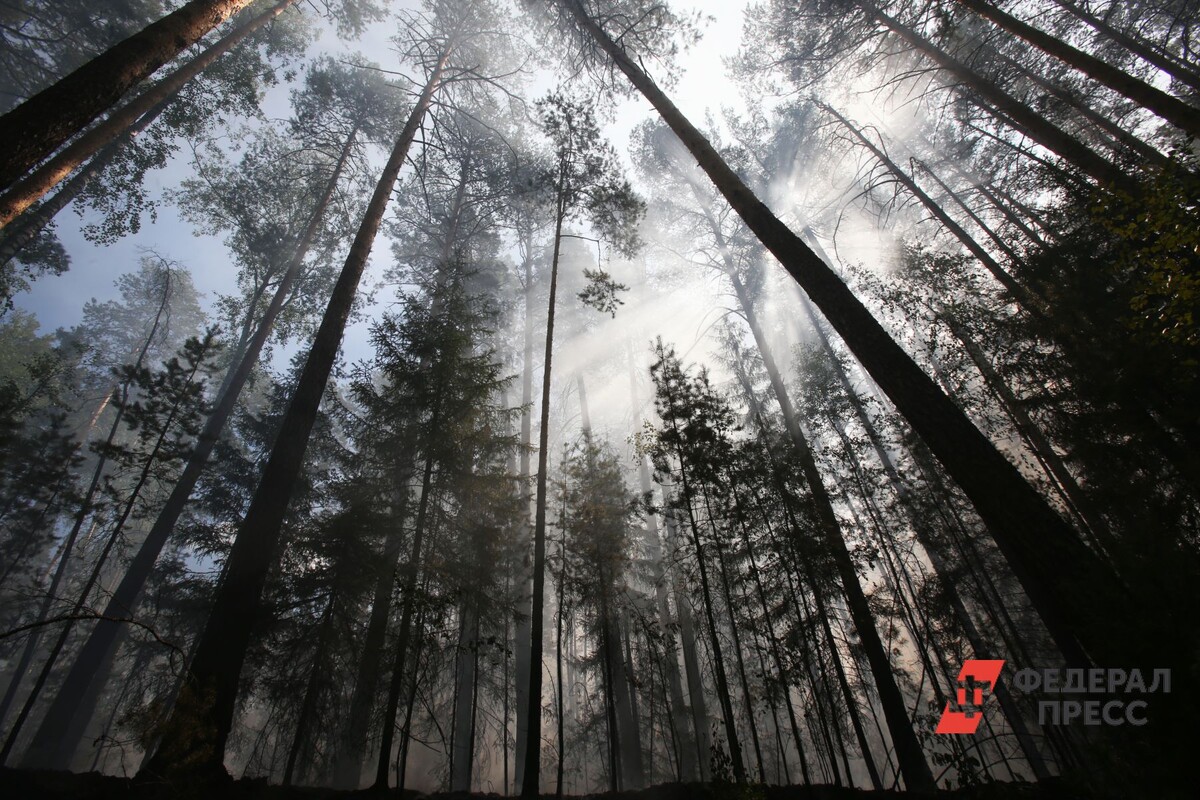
left=513, top=236, right=536, bottom=795
left=710, top=534, right=765, bottom=782
left=663, top=512, right=712, bottom=782
left=607, top=607, right=644, bottom=789
left=667, top=460, right=746, bottom=783
left=519, top=175, right=569, bottom=798
left=728, top=482, right=812, bottom=785
left=956, top=0, right=1200, bottom=136
left=554, top=534, right=566, bottom=799
left=0, top=0, right=263, bottom=192
left=374, top=435, right=439, bottom=789
left=22, top=124, right=358, bottom=772
left=282, top=594, right=336, bottom=787
left=852, top=0, right=1131, bottom=187
left=632, top=460, right=696, bottom=779
left=560, top=0, right=1146, bottom=673
left=0, top=1, right=295, bottom=227
left=1049, top=0, right=1200, bottom=92
left=140, top=53, right=449, bottom=779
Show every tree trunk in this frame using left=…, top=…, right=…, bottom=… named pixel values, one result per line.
left=450, top=603, right=479, bottom=792
left=710, top=534, right=765, bottom=782
left=22, top=123, right=357, bottom=772
left=139, top=52, right=449, bottom=780
left=519, top=170, right=569, bottom=799
left=606, top=607, right=644, bottom=789
left=991, top=49, right=1171, bottom=170
left=2, top=0, right=298, bottom=226
left=513, top=236, right=536, bottom=795
left=851, top=0, right=1131, bottom=188
left=663, top=512, right=712, bottom=782
left=560, top=0, right=1145, bottom=675
left=956, top=0, right=1200, bottom=137
left=666, top=457, right=746, bottom=783
left=0, top=97, right=172, bottom=268
left=282, top=594, right=336, bottom=787
left=1050, top=0, right=1200, bottom=93
left=0, top=0, right=273, bottom=200
left=818, top=101, right=1042, bottom=315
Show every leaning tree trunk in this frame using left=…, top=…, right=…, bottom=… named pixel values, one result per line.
left=3, top=338, right=211, bottom=765
left=1049, top=0, right=1200, bottom=93
left=559, top=0, right=1153, bottom=677
left=20, top=123, right=358, bottom=772
left=816, top=102, right=1044, bottom=317
left=0, top=98, right=170, bottom=269
left=0, top=0, right=264, bottom=194
left=0, top=0, right=296, bottom=230
left=850, top=0, right=1131, bottom=188
left=955, top=0, right=1200, bottom=137
left=0, top=270, right=170, bottom=736
left=991, top=49, right=1171, bottom=170
left=139, top=51, right=450, bottom=780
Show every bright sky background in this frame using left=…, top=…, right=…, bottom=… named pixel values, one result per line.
left=13, top=0, right=753, bottom=375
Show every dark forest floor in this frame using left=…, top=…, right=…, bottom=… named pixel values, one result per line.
left=0, top=769, right=1101, bottom=800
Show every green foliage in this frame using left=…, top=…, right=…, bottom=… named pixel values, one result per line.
left=577, top=267, right=629, bottom=317
left=1091, top=156, right=1200, bottom=360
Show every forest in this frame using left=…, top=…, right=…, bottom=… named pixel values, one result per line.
left=0, top=0, right=1197, bottom=797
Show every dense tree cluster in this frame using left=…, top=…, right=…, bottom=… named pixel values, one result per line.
left=0, top=1, right=1196, bottom=798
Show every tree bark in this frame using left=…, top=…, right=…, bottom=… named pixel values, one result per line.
left=0, top=97, right=171, bottom=268
left=0, top=0, right=296, bottom=230
left=139, top=51, right=449, bottom=779
left=0, top=0, right=266, bottom=196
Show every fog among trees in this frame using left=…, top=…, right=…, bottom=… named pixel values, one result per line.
left=0, top=1, right=1196, bottom=798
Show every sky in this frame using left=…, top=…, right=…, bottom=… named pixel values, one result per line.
left=12, top=0, right=753, bottom=379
